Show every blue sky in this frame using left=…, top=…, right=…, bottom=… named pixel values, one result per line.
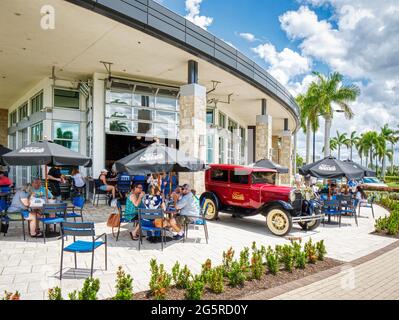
left=158, top=0, right=399, bottom=163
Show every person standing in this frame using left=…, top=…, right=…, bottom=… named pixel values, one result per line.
left=47, top=166, right=65, bottom=200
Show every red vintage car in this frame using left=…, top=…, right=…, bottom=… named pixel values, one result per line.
left=200, top=164, right=323, bottom=236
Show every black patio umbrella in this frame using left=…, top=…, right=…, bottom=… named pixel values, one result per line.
left=250, top=158, right=289, bottom=174
left=343, top=159, right=376, bottom=177
left=0, top=145, right=12, bottom=166
left=2, top=140, right=92, bottom=198
left=299, top=156, right=365, bottom=179
left=114, top=143, right=207, bottom=175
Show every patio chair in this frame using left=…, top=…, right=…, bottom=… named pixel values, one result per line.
left=116, top=173, right=131, bottom=202
left=338, top=195, right=358, bottom=227
left=65, top=196, right=85, bottom=222
left=137, top=208, right=167, bottom=251
left=115, top=200, right=136, bottom=241
left=183, top=202, right=209, bottom=244
left=321, top=199, right=342, bottom=227
left=358, top=195, right=375, bottom=219
left=93, top=179, right=110, bottom=206
left=59, top=221, right=107, bottom=280
left=39, top=203, right=67, bottom=243
left=0, top=199, right=28, bottom=240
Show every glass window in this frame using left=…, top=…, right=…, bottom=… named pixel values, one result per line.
left=107, top=91, right=132, bottom=105
left=206, top=109, right=215, bottom=125
left=19, top=129, right=29, bottom=186
left=228, top=118, right=238, bottom=132
left=240, top=127, right=246, bottom=165
left=218, top=137, right=225, bottom=164
left=156, top=96, right=177, bottom=111
left=18, top=102, right=28, bottom=120
left=134, top=121, right=153, bottom=135
left=252, top=172, right=277, bottom=185
left=155, top=110, right=176, bottom=123
left=54, top=89, right=79, bottom=109
left=230, top=170, right=249, bottom=184
left=53, top=122, right=80, bottom=152
left=219, top=112, right=226, bottom=128
left=106, top=119, right=132, bottom=133
left=31, top=92, right=43, bottom=114
left=211, top=169, right=229, bottom=182
left=31, top=122, right=43, bottom=142
left=106, top=105, right=132, bottom=119
left=154, top=123, right=176, bottom=138
left=9, top=111, right=17, bottom=126
left=207, top=135, right=214, bottom=164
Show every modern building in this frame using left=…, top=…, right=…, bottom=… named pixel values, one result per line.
left=0, top=0, right=300, bottom=192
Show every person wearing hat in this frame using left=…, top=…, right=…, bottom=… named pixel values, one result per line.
left=99, top=169, right=116, bottom=205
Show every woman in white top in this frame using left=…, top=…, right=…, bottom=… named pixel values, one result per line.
left=71, top=168, right=86, bottom=188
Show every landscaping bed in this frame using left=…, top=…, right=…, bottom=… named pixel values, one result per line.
left=371, top=193, right=399, bottom=238
left=133, top=257, right=342, bottom=300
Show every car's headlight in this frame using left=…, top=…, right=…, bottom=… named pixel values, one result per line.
left=289, top=190, right=296, bottom=202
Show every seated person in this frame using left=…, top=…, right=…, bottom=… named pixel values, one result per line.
left=71, top=168, right=86, bottom=191
left=0, top=170, right=13, bottom=193
left=355, top=186, right=368, bottom=205
left=99, top=169, right=116, bottom=205
left=7, top=184, right=42, bottom=238
left=31, top=178, right=53, bottom=199
left=125, top=184, right=145, bottom=241
left=173, top=184, right=201, bottom=240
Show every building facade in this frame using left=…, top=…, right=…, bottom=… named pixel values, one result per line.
left=1, top=0, right=300, bottom=191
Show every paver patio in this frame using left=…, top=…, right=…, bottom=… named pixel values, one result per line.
left=0, top=203, right=395, bottom=300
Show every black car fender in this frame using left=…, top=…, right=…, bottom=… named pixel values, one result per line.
left=200, top=191, right=221, bottom=210
left=258, top=200, right=294, bottom=217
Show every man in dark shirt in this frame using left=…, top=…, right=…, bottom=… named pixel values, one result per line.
left=47, top=166, right=65, bottom=200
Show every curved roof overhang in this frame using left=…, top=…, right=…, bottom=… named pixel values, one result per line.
left=66, top=0, right=300, bottom=132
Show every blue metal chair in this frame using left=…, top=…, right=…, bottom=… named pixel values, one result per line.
left=321, top=199, right=342, bottom=227
left=358, top=195, right=375, bottom=219
left=65, top=196, right=85, bottom=222
left=338, top=195, right=358, bottom=227
left=138, top=208, right=167, bottom=251
left=115, top=200, right=136, bottom=241
left=183, top=200, right=209, bottom=244
left=39, top=203, right=67, bottom=243
left=116, top=173, right=131, bottom=199
left=93, top=179, right=110, bottom=206
left=59, top=221, right=107, bottom=280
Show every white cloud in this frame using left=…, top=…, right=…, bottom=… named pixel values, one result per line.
left=185, top=0, right=213, bottom=30
left=238, top=32, right=257, bottom=42
left=252, top=43, right=311, bottom=86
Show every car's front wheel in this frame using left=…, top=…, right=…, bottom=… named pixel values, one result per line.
left=202, top=196, right=219, bottom=220
left=298, top=218, right=321, bottom=231
left=266, top=208, right=292, bottom=236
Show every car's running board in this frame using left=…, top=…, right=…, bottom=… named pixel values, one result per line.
left=292, top=214, right=325, bottom=223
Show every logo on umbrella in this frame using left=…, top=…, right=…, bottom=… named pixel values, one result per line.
left=319, top=164, right=336, bottom=171
left=19, top=147, right=45, bottom=153
left=139, top=153, right=164, bottom=162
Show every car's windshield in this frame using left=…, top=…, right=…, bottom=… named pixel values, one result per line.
left=252, top=171, right=276, bottom=185
left=364, top=177, right=380, bottom=183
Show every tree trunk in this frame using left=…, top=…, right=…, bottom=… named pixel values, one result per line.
left=338, top=146, right=341, bottom=160
left=382, top=156, right=386, bottom=178
left=324, top=117, right=332, bottom=157
left=391, top=142, right=394, bottom=175
left=350, top=146, right=353, bottom=160
left=305, top=119, right=311, bottom=164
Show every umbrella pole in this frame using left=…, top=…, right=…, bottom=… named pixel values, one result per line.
left=169, top=172, right=172, bottom=196
left=45, top=164, right=48, bottom=200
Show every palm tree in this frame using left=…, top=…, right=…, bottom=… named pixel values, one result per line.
left=296, top=92, right=321, bottom=164
left=347, top=131, right=359, bottom=160
left=358, top=131, right=378, bottom=168
left=323, top=138, right=337, bottom=156
left=333, top=131, right=349, bottom=160
left=308, top=72, right=360, bottom=157
left=110, top=120, right=129, bottom=132
left=379, top=125, right=398, bottom=177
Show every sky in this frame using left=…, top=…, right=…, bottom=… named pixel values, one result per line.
left=156, top=0, right=399, bottom=164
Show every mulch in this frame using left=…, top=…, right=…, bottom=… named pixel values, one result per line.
left=371, top=231, right=399, bottom=239
left=133, top=257, right=342, bottom=300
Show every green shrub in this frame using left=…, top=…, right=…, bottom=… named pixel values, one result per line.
left=172, top=262, right=192, bottom=289
left=316, top=240, right=327, bottom=261
left=227, top=261, right=246, bottom=287
left=149, top=259, right=172, bottom=300
left=280, top=244, right=295, bottom=272
left=2, top=291, right=20, bottom=300
left=265, top=246, right=279, bottom=275
left=222, top=247, right=235, bottom=276
left=304, top=239, right=318, bottom=264
left=68, top=278, right=100, bottom=300
left=291, top=241, right=306, bottom=269
left=185, top=275, right=204, bottom=300
left=239, top=247, right=250, bottom=275
left=114, top=266, right=133, bottom=300
left=48, top=287, right=63, bottom=300
left=250, top=247, right=265, bottom=280
left=208, top=266, right=225, bottom=294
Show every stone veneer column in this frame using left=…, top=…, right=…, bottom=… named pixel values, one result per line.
left=280, top=130, right=293, bottom=185
left=255, top=115, right=272, bottom=161
left=0, top=109, right=8, bottom=147
left=178, top=84, right=207, bottom=194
